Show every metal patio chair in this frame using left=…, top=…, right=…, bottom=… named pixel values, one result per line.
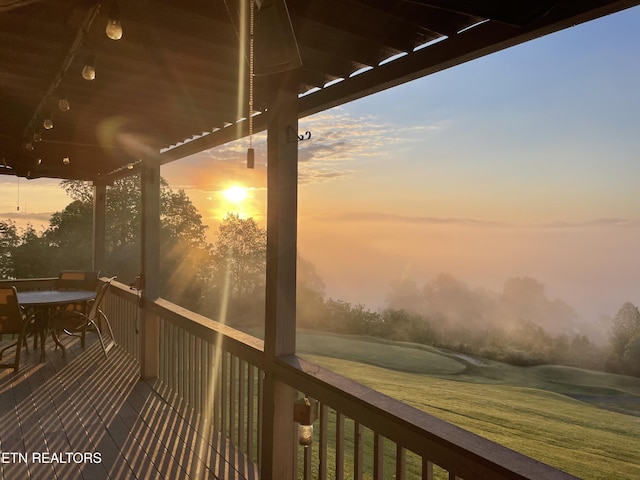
left=0, top=286, right=34, bottom=372
left=51, top=276, right=116, bottom=358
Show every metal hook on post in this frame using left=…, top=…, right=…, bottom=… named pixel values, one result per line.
left=287, top=126, right=311, bottom=143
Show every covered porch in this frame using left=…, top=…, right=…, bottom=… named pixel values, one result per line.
left=2, top=275, right=580, bottom=479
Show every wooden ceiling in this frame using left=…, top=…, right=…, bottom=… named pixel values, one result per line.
left=0, top=0, right=637, bottom=182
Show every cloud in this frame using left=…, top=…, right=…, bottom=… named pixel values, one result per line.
left=324, top=211, right=511, bottom=227
left=163, top=108, right=444, bottom=188
left=539, top=218, right=640, bottom=228
left=0, top=212, right=52, bottom=232
left=319, top=212, right=640, bottom=229
left=296, top=109, right=431, bottom=184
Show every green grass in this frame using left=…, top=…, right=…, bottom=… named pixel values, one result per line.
left=296, top=331, right=640, bottom=480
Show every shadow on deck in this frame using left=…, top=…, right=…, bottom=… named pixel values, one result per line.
left=0, top=333, right=258, bottom=480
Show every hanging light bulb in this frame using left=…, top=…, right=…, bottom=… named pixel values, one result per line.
left=106, top=1, right=123, bottom=40
left=43, top=115, right=54, bottom=130
left=63, top=156, right=70, bottom=165
left=82, top=53, right=96, bottom=80
left=247, top=147, right=255, bottom=169
left=58, top=95, right=70, bottom=112
left=293, top=397, right=318, bottom=447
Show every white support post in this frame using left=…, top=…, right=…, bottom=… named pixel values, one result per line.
left=140, top=156, right=161, bottom=379
left=261, top=74, right=299, bottom=480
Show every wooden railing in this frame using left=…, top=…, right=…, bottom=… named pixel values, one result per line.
left=101, top=281, right=140, bottom=361
left=0, top=277, right=56, bottom=291
left=102, top=281, right=579, bottom=480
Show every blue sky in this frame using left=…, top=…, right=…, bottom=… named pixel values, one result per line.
left=2, top=6, right=639, bottom=325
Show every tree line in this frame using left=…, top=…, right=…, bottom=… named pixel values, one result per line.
left=298, top=274, right=640, bottom=377
left=0, top=177, right=318, bottom=325
left=1, top=177, right=638, bottom=377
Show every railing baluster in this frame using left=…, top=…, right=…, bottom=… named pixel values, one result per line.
left=184, top=330, right=189, bottom=404
left=247, top=364, right=255, bottom=460
left=157, top=315, right=162, bottom=383
left=396, top=444, right=406, bottom=480
left=319, top=403, right=328, bottom=480
left=169, top=321, right=176, bottom=391
left=257, top=368, right=263, bottom=467
left=210, top=342, right=218, bottom=427
left=373, top=433, right=384, bottom=480
left=223, top=351, right=230, bottom=437
left=302, top=443, right=312, bottom=480
left=335, top=412, right=345, bottom=480
left=422, top=458, right=434, bottom=480
left=230, top=354, right=237, bottom=444
left=178, top=327, right=185, bottom=402
left=354, top=422, right=363, bottom=480
left=189, top=333, right=195, bottom=408
left=194, top=336, right=201, bottom=413
left=238, top=358, right=246, bottom=451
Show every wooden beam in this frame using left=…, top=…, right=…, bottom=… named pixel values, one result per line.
left=261, top=73, right=299, bottom=480
left=140, top=155, right=161, bottom=379
left=0, top=0, right=46, bottom=12
left=92, top=182, right=107, bottom=273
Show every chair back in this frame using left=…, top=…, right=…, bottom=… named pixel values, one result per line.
left=0, top=286, right=24, bottom=334
left=57, top=270, right=100, bottom=291
left=87, top=277, right=116, bottom=320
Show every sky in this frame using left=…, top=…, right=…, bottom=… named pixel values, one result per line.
left=2, top=6, right=639, bottom=325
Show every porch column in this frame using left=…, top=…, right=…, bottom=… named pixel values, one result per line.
left=92, top=182, right=106, bottom=274
left=140, top=155, right=161, bottom=379
left=261, top=74, right=299, bottom=480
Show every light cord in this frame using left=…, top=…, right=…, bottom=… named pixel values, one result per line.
left=249, top=0, right=254, bottom=149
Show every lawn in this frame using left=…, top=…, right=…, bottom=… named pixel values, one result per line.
left=296, top=331, right=640, bottom=480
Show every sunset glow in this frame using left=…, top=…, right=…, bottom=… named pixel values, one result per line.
left=223, top=185, right=248, bottom=204
left=1, top=8, right=639, bottom=329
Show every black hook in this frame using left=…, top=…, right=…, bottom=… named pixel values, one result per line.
left=287, top=126, right=312, bottom=143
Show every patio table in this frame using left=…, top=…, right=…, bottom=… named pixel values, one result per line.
left=17, top=290, right=96, bottom=361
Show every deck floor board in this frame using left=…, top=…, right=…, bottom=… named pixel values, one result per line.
left=0, top=332, right=258, bottom=480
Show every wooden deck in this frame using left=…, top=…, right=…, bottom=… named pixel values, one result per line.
left=0, top=332, right=258, bottom=480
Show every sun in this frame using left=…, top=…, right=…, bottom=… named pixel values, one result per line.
left=223, top=185, right=248, bottom=203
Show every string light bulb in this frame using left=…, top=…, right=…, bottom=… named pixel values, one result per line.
left=82, top=53, right=96, bottom=80
left=106, top=1, right=123, bottom=40
left=43, top=115, right=54, bottom=130
left=33, top=131, right=42, bottom=142
left=58, top=95, right=70, bottom=112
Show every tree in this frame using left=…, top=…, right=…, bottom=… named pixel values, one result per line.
left=296, top=256, right=327, bottom=328
left=11, top=225, right=54, bottom=278
left=8, top=177, right=211, bottom=313
left=500, top=276, right=577, bottom=335
left=45, top=199, right=93, bottom=271
left=386, top=277, right=424, bottom=314
left=0, top=220, right=19, bottom=278
left=423, top=273, right=491, bottom=326
left=607, top=302, right=640, bottom=376
left=212, top=213, right=266, bottom=298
